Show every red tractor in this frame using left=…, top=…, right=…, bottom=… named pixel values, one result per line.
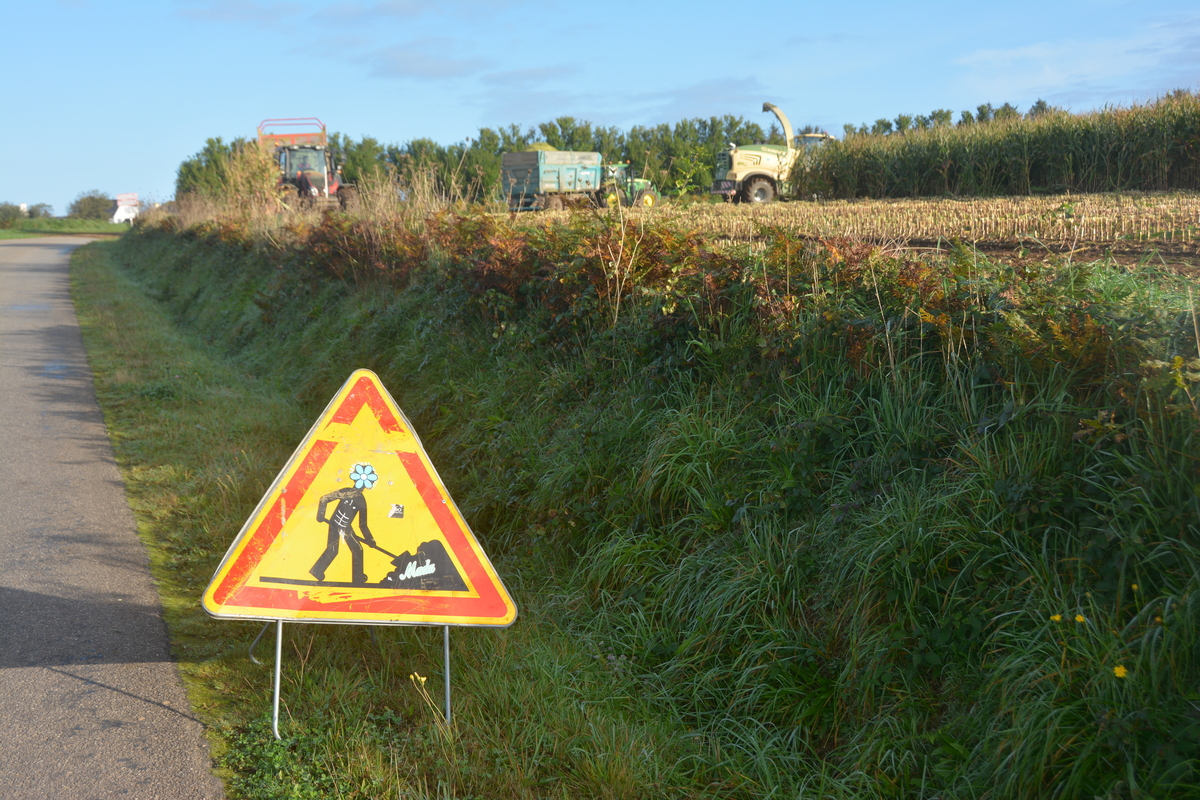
left=257, top=118, right=355, bottom=209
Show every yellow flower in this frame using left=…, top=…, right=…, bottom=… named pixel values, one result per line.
left=1075, top=614, right=1086, bottom=623
left=1131, top=584, right=1138, bottom=591
left=1155, top=616, right=1163, bottom=624
left=1113, top=665, right=1128, bottom=679
left=1050, top=614, right=1062, bottom=622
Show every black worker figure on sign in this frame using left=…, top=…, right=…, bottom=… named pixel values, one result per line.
left=310, top=463, right=379, bottom=585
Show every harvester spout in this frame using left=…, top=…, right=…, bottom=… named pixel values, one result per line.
left=762, top=102, right=795, bottom=151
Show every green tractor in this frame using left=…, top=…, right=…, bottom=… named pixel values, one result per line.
left=599, top=162, right=662, bottom=208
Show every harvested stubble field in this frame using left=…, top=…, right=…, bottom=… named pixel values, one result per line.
left=543, top=190, right=1200, bottom=265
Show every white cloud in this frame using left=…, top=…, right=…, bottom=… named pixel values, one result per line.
left=176, top=0, right=308, bottom=31
left=311, top=1, right=424, bottom=25
left=363, top=39, right=490, bottom=80
left=465, top=73, right=777, bottom=135
left=481, top=66, right=579, bottom=88
left=955, top=14, right=1200, bottom=109
left=629, top=76, right=771, bottom=124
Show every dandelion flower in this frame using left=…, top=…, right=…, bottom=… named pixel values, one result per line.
left=1131, top=584, right=1139, bottom=591
left=1075, top=614, right=1086, bottom=623
left=1050, top=614, right=1062, bottom=622
left=1113, top=665, right=1128, bottom=678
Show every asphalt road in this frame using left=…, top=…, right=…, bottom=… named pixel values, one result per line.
left=0, top=238, right=224, bottom=799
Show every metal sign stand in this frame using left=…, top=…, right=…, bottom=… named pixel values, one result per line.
left=272, top=620, right=284, bottom=739
left=249, top=620, right=452, bottom=739
left=444, top=625, right=452, bottom=724
left=247, top=620, right=287, bottom=740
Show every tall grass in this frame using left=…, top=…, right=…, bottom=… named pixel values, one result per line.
left=94, top=202, right=1200, bottom=797
left=155, top=152, right=491, bottom=260
left=801, top=90, right=1200, bottom=198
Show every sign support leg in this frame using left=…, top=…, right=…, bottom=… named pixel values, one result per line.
left=248, top=620, right=272, bottom=665
left=272, top=620, right=283, bottom=740
left=443, top=625, right=451, bottom=724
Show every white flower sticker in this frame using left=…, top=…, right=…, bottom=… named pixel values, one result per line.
left=349, top=462, right=378, bottom=490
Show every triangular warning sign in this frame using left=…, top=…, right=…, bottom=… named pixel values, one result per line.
left=202, top=369, right=517, bottom=627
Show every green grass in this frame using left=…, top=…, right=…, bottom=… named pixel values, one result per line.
left=2, top=217, right=130, bottom=236
left=71, top=210, right=1200, bottom=798
left=70, top=241, right=703, bottom=799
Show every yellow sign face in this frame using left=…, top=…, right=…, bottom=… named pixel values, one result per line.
left=202, top=370, right=517, bottom=627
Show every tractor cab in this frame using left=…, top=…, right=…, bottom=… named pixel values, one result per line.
left=795, top=132, right=834, bottom=151
left=600, top=162, right=662, bottom=208
left=258, top=118, right=345, bottom=204
left=278, top=146, right=335, bottom=197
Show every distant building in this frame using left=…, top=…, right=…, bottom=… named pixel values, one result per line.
left=111, top=193, right=139, bottom=224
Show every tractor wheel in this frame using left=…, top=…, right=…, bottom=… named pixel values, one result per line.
left=337, top=187, right=358, bottom=212
left=636, top=190, right=660, bottom=208
left=601, top=191, right=622, bottom=209
left=743, top=178, right=775, bottom=204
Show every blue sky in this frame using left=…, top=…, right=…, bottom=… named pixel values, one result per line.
left=2, top=0, right=1197, bottom=215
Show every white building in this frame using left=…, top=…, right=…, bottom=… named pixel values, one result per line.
left=110, top=192, right=139, bottom=224
left=110, top=205, right=139, bottom=224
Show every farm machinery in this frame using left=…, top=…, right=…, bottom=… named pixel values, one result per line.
left=257, top=117, right=355, bottom=209
left=501, top=150, right=661, bottom=211
left=710, top=103, right=833, bottom=203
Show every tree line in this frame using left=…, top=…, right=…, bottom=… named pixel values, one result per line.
left=0, top=201, right=53, bottom=225
left=176, top=90, right=1200, bottom=203
left=175, top=114, right=782, bottom=202
left=842, top=99, right=1059, bottom=137
left=1, top=191, right=129, bottom=224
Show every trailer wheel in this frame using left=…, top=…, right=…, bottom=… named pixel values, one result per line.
left=743, top=178, right=775, bottom=204
left=545, top=195, right=564, bottom=212
left=636, top=190, right=660, bottom=208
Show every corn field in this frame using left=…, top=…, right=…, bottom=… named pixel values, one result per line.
left=798, top=90, right=1200, bottom=198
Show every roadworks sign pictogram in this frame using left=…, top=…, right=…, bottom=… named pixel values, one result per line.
left=202, top=369, right=517, bottom=627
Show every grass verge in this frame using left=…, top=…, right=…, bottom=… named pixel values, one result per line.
left=1, top=218, right=130, bottom=239
left=71, top=204, right=1200, bottom=798
left=12, top=217, right=131, bottom=234
left=70, top=240, right=701, bottom=799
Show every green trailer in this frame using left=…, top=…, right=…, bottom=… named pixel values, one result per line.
left=501, top=150, right=661, bottom=211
